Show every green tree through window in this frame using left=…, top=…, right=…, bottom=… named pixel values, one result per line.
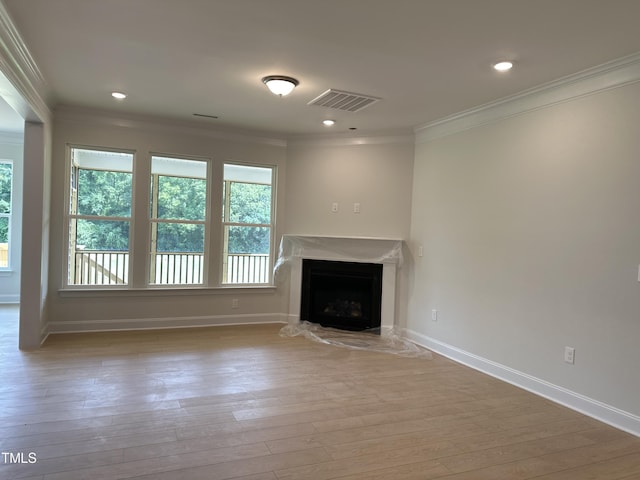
left=76, top=169, right=131, bottom=250
left=227, top=182, right=271, bottom=254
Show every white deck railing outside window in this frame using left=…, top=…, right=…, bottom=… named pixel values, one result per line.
left=72, top=251, right=269, bottom=285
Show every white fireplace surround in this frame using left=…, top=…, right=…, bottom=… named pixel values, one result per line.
left=275, top=235, right=404, bottom=330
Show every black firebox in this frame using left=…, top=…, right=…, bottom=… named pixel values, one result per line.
left=300, top=259, right=383, bottom=331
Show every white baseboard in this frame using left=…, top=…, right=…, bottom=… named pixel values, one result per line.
left=40, top=322, right=49, bottom=347
left=405, top=329, right=640, bottom=438
left=48, top=313, right=288, bottom=334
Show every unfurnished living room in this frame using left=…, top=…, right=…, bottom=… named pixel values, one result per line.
left=1, top=1, right=640, bottom=479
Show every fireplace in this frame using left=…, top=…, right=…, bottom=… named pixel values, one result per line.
left=277, top=235, right=404, bottom=331
left=300, top=259, right=383, bottom=331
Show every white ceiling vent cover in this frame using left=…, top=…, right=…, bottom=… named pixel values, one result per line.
left=308, top=89, right=381, bottom=112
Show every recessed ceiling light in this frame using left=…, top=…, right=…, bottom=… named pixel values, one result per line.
left=323, top=119, right=336, bottom=126
left=493, top=61, right=514, bottom=72
left=111, top=91, right=127, bottom=99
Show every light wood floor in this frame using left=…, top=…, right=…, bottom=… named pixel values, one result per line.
left=1, top=306, right=640, bottom=480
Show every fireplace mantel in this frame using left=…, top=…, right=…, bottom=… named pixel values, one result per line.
left=276, top=235, right=404, bottom=329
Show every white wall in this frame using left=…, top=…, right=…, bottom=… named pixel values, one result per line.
left=0, top=133, right=22, bottom=303
left=48, top=109, right=288, bottom=332
left=408, top=82, right=640, bottom=425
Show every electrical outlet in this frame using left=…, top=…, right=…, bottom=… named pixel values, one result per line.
left=564, top=346, right=575, bottom=364
left=431, top=309, right=438, bottom=322
left=353, top=202, right=361, bottom=213
left=331, top=202, right=339, bottom=213
left=232, top=299, right=239, bottom=309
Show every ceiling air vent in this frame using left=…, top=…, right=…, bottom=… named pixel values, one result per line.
left=307, top=89, right=381, bottom=112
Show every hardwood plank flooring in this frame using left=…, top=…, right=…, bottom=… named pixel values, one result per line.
left=1, top=305, right=639, bottom=479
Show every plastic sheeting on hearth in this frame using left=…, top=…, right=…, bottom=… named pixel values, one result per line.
left=279, top=321, right=432, bottom=359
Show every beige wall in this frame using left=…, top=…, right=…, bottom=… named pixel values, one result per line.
left=409, top=82, right=640, bottom=417
left=285, top=140, right=414, bottom=239
left=48, top=110, right=288, bottom=331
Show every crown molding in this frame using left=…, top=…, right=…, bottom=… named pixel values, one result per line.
left=415, top=51, right=640, bottom=144
left=0, top=1, right=51, bottom=123
left=286, top=130, right=414, bottom=147
left=54, top=105, right=288, bottom=148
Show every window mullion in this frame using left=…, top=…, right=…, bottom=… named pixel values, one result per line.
left=205, top=162, right=222, bottom=286
left=222, top=180, right=232, bottom=283
left=150, top=174, right=159, bottom=284
left=222, top=221, right=271, bottom=228
left=130, top=151, right=150, bottom=289
left=69, top=214, right=131, bottom=222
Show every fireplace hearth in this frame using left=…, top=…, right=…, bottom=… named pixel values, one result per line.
left=300, top=259, right=383, bottom=331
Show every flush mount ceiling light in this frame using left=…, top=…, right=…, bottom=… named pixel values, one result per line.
left=262, top=75, right=299, bottom=96
left=322, top=119, right=336, bottom=126
left=493, top=61, right=514, bottom=72
left=111, top=91, right=127, bottom=99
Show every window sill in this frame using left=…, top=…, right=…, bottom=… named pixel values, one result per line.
left=0, top=270, right=15, bottom=277
left=58, top=285, right=277, bottom=298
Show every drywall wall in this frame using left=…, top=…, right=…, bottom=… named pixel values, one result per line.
left=408, top=82, right=640, bottom=421
left=20, top=121, right=51, bottom=349
left=48, top=109, right=288, bottom=332
left=285, top=139, right=414, bottom=240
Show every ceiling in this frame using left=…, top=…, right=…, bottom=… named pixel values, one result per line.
left=3, top=0, right=640, bottom=138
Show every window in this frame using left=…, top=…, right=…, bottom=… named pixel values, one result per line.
left=67, top=148, right=133, bottom=285
left=65, top=147, right=276, bottom=289
left=222, top=164, right=274, bottom=284
left=0, top=161, right=12, bottom=269
left=150, top=156, right=208, bottom=285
